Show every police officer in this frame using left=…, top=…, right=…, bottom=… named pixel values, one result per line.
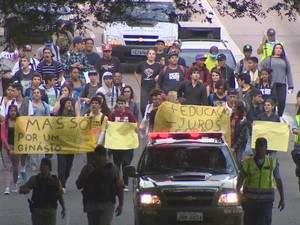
left=76, top=145, right=124, bottom=225
left=19, top=158, right=66, bottom=225
left=236, top=137, right=285, bottom=225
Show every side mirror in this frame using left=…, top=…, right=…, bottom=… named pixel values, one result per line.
left=123, top=165, right=138, bottom=178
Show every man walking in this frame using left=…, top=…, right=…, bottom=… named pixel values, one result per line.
left=236, top=137, right=285, bottom=225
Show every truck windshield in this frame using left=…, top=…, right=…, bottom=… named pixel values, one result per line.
left=124, top=2, right=175, bottom=22
left=140, top=145, right=237, bottom=175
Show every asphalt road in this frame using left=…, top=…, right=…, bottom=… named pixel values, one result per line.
left=1, top=1, right=300, bottom=224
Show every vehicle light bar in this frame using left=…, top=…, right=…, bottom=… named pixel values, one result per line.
left=148, top=132, right=224, bottom=139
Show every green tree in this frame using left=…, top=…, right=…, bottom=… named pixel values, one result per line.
left=0, top=0, right=299, bottom=46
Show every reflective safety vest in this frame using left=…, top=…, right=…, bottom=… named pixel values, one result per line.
left=294, top=115, right=300, bottom=143
left=260, top=40, right=283, bottom=61
left=242, top=155, right=276, bottom=201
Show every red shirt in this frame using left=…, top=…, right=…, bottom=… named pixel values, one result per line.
left=108, top=109, right=136, bottom=122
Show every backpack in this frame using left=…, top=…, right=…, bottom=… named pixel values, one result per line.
left=11, top=97, right=30, bottom=116
left=161, top=65, right=186, bottom=78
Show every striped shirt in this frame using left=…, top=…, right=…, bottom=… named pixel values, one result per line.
left=36, top=60, right=63, bottom=81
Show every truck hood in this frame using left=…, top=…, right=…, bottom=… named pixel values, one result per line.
left=139, top=172, right=236, bottom=190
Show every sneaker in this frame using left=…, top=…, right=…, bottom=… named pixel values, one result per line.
left=20, top=171, right=28, bottom=181
left=4, top=187, right=10, bottom=195
left=11, top=184, right=18, bottom=193
left=124, top=185, right=129, bottom=192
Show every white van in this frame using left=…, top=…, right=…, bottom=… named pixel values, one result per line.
left=102, top=0, right=178, bottom=63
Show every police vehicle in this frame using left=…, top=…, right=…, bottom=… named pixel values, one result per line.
left=125, top=132, right=243, bottom=225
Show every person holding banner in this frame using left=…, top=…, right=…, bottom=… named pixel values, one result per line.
left=84, top=96, right=108, bottom=164
left=56, top=96, right=77, bottom=193
left=108, top=95, right=137, bottom=191
left=1, top=105, right=20, bottom=194
left=257, top=99, right=280, bottom=158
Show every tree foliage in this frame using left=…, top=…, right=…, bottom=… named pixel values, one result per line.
left=0, top=0, right=299, bottom=46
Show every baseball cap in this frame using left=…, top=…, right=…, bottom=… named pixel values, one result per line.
left=102, top=43, right=112, bottom=51
left=73, top=36, right=83, bottom=44
left=22, top=45, right=32, bottom=51
left=209, top=46, right=219, bottom=54
left=195, top=53, right=207, bottom=61
left=88, top=70, right=98, bottom=76
left=172, top=40, right=182, bottom=49
left=217, top=53, right=226, bottom=61
left=102, top=71, right=113, bottom=79
left=267, top=28, right=276, bottom=36
left=243, top=44, right=253, bottom=52
left=168, top=51, right=179, bottom=59
left=156, top=39, right=165, bottom=44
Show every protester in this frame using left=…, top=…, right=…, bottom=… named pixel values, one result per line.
left=255, top=68, right=277, bottom=105
left=0, top=84, right=15, bottom=122
left=69, top=67, right=85, bottom=100
left=247, top=56, right=259, bottom=85
left=205, top=46, right=219, bottom=71
left=40, top=74, right=60, bottom=115
left=177, top=67, right=208, bottom=105
left=80, top=70, right=102, bottom=115
left=52, top=19, right=73, bottom=55
left=259, top=43, right=293, bottom=117
left=95, top=92, right=111, bottom=117
left=24, top=72, right=48, bottom=103
left=108, top=95, right=137, bottom=191
left=35, top=36, right=61, bottom=62
left=19, top=158, right=66, bottom=225
left=94, top=44, right=122, bottom=84
left=166, top=40, right=186, bottom=67
left=236, top=137, right=285, bottom=225
left=208, top=79, right=228, bottom=106
left=186, top=53, right=210, bottom=86
left=121, top=85, right=139, bottom=121
left=134, top=48, right=161, bottom=117
left=84, top=96, right=108, bottom=164
left=83, top=38, right=100, bottom=69
left=1, top=105, right=20, bottom=194
left=225, top=88, right=238, bottom=115
left=206, top=69, right=222, bottom=97
left=156, top=52, right=185, bottom=95
left=76, top=145, right=124, bottom=225
left=212, top=53, right=235, bottom=89
left=155, top=39, right=166, bottom=65
left=230, top=100, right=248, bottom=168
left=235, top=44, right=253, bottom=76
left=12, top=55, right=34, bottom=91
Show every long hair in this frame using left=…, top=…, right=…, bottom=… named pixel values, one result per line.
left=5, top=104, right=19, bottom=127
left=271, top=43, right=286, bottom=58
left=121, top=85, right=134, bottom=100
left=232, top=100, right=245, bottom=118
left=57, top=96, right=73, bottom=116
left=96, top=92, right=111, bottom=116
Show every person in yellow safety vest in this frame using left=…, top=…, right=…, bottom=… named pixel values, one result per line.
left=291, top=113, right=300, bottom=190
left=205, top=46, right=219, bottom=72
left=236, top=137, right=285, bottom=225
left=256, top=28, right=283, bottom=62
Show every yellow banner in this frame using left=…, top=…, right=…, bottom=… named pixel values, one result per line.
left=15, top=116, right=95, bottom=154
left=251, top=121, right=290, bottom=152
left=154, top=102, right=231, bottom=145
left=104, top=122, right=138, bottom=150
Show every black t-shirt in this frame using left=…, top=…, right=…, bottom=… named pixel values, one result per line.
left=157, top=66, right=185, bottom=94
left=85, top=52, right=100, bottom=67
left=94, top=56, right=122, bottom=83
left=135, top=61, right=162, bottom=86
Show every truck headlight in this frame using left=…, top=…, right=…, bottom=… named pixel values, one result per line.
left=218, top=193, right=238, bottom=205
left=106, top=35, right=122, bottom=45
left=140, top=193, right=161, bottom=205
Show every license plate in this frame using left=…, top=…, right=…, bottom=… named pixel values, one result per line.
left=177, top=212, right=203, bottom=221
left=131, top=49, right=148, bottom=56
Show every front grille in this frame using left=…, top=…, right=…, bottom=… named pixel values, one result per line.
left=123, top=35, right=159, bottom=46
left=163, top=188, right=217, bottom=207
left=125, top=41, right=155, bottom=46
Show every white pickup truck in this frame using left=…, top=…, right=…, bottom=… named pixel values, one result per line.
left=102, top=0, right=178, bottom=63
